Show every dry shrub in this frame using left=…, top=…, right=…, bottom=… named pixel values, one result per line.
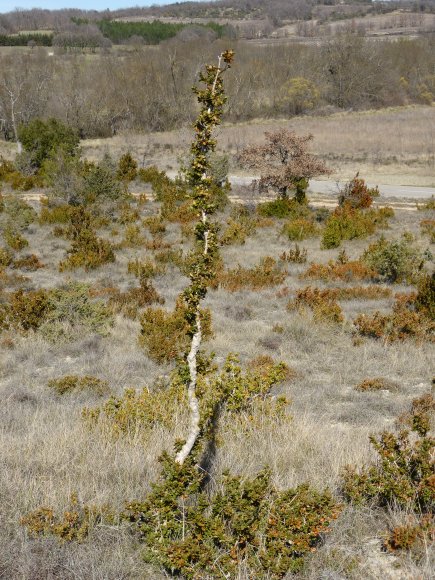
left=12, top=253, right=44, bottom=271
left=219, top=257, right=286, bottom=292
left=355, top=377, right=398, bottom=392
left=288, top=286, right=344, bottom=324
left=397, top=393, right=435, bottom=435
left=154, top=247, right=185, bottom=269
left=144, top=235, right=172, bottom=251
left=139, top=300, right=212, bottom=364
left=354, top=293, right=435, bottom=343
left=39, top=203, right=75, bottom=225
left=143, top=215, right=166, bottom=235
left=48, top=375, right=110, bottom=396
left=279, top=244, right=308, bottom=264
left=383, top=515, right=434, bottom=554
left=117, top=203, right=140, bottom=225
left=420, top=219, right=435, bottom=243
left=2, top=195, right=37, bottom=228
left=0, top=246, right=13, bottom=268
left=21, top=493, right=115, bottom=542
left=108, top=277, right=164, bottom=319
left=127, top=257, right=165, bottom=279
left=338, top=174, right=379, bottom=209
left=121, top=224, right=146, bottom=248
left=302, top=259, right=377, bottom=283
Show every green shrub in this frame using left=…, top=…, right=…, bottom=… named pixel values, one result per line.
left=18, top=118, right=80, bottom=169
left=108, top=276, right=164, bottom=319
left=3, top=226, right=29, bottom=251
left=116, top=152, right=137, bottom=182
left=59, top=227, right=115, bottom=271
left=361, top=235, right=428, bottom=283
left=1, top=288, right=51, bottom=332
left=48, top=375, right=109, bottom=396
left=2, top=196, right=37, bottom=229
left=39, top=282, right=113, bottom=343
left=0, top=246, right=13, bottom=268
left=322, top=206, right=393, bottom=249
left=121, top=224, right=146, bottom=248
left=39, top=203, right=75, bottom=225
left=342, top=394, right=434, bottom=512
left=283, top=217, right=317, bottom=241
left=257, top=197, right=310, bottom=219
left=80, top=156, right=123, bottom=207
left=125, top=457, right=340, bottom=579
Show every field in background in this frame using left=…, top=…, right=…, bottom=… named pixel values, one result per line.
left=75, top=105, right=435, bottom=187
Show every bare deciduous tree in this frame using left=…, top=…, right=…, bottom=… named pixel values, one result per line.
left=238, top=128, right=330, bottom=202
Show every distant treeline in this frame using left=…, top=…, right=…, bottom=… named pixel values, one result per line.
left=0, top=33, right=53, bottom=46
left=0, top=20, right=232, bottom=47
left=97, top=20, right=230, bottom=44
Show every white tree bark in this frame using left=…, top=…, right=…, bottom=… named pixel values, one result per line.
left=175, top=313, right=202, bottom=464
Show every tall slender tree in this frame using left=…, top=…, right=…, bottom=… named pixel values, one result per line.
left=175, top=49, right=234, bottom=465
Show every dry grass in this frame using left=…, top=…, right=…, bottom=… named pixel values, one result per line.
left=78, top=105, right=435, bottom=187
left=0, top=189, right=433, bottom=578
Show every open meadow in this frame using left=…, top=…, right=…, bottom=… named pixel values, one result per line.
left=0, top=110, right=434, bottom=577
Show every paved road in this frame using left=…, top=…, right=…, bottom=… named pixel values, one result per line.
left=229, top=175, right=435, bottom=200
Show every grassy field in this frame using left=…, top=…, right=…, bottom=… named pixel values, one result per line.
left=75, top=105, right=435, bottom=187
left=0, top=152, right=433, bottom=577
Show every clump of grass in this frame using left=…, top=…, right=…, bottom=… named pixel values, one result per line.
left=279, top=244, right=308, bottom=264
left=354, top=377, right=398, bottom=392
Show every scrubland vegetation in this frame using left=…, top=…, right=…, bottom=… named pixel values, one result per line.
left=0, top=3, right=434, bottom=576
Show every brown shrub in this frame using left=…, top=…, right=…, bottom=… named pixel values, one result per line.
left=355, top=377, right=398, bottom=392
left=219, top=257, right=286, bottom=292
left=302, top=260, right=377, bottom=283
left=288, top=286, right=344, bottom=324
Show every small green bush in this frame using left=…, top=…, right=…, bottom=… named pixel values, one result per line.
left=3, top=226, right=29, bottom=251
left=39, top=282, right=113, bottom=343
left=2, top=196, right=37, bottom=229
left=257, top=197, right=310, bottom=219
left=322, top=206, right=393, bottom=249
left=342, top=394, right=434, bottom=512
left=59, top=228, right=115, bottom=271
left=18, top=118, right=80, bottom=169
left=283, top=217, right=317, bottom=241
left=116, top=152, right=137, bottom=182
left=361, top=235, right=428, bottom=283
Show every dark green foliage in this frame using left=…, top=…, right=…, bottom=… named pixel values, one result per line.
left=342, top=394, right=435, bottom=512
left=257, top=197, right=310, bottom=219
left=125, top=457, right=340, bottom=579
left=0, top=33, right=53, bottom=46
left=96, top=19, right=228, bottom=45
left=116, top=152, right=137, bottom=182
left=18, top=118, right=79, bottom=170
